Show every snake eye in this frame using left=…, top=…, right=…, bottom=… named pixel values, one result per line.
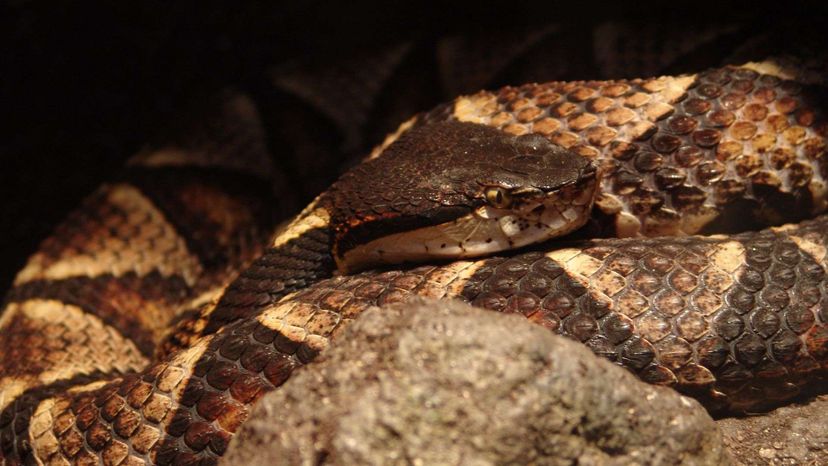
left=485, top=187, right=512, bottom=209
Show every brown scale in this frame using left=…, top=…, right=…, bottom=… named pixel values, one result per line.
left=0, top=93, right=280, bottom=464
left=150, top=121, right=593, bottom=361
left=444, top=64, right=828, bottom=237
left=5, top=273, right=191, bottom=355
left=5, top=67, right=828, bottom=464
left=328, top=121, right=591, bottom=258
left=24, top=217, right=828, bottom=465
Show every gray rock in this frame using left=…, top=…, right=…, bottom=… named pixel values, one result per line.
left=717, top=394, right=828, bottom=465
left=224, top=299, right=728, bottom=465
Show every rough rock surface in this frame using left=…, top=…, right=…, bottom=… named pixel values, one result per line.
left=224, top=299, right=728, bottom=465
left=717, top=394, right=828, bottom=466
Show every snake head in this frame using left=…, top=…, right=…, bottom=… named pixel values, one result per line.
left=330, top=120, right=598, bottom=273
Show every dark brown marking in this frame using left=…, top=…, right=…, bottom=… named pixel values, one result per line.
left=6, top=273, right=191, bottom=356
left=328, top=121, right=594, bottom=258
left=123, top=167, right=276, bottom=276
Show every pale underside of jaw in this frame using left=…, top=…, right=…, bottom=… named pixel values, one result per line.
left=337, top=191, right=593, bottom=273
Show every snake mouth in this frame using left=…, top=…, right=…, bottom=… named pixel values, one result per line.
left=476, top=176, right=597, bottom=241
left=335, top=176, right=597, bottom=273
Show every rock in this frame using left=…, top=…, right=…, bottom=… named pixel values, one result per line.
left=717, top=394, right=828, bottom=465
left=224, top=299, right=729, bottom=465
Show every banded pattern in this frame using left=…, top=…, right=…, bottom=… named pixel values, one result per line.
left=3, top=62, right=828, bottom=465
left=446, top=63, right=828, bottom=237
left=18, top=216, right=828, bottom=465
left=157, top=210, right=336, bottom=363
left=0, top=93, right=279, bottom=463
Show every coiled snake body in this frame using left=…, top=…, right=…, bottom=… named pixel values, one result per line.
left=1, top=59, right=827, bottom=465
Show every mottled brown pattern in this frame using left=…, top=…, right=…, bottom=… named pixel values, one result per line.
left=448, top=64, right=828, bottom=237
left=0, top=301, right=148, bottom=461
left=20, top=216, right=827, bottom=465
left=4, top=66, right=828, bottom=464
left=27, top=328, right=301, bottom=465
left=0, top=93, right=280, bottom=464
left=124, top=169, right=275, bottom=284
left=11, top=184, right=204, bottom=288
left=209, top=226, right=336, bottom=330
left=157, top=225, right=337, bottom=358
left=0, top=180, right=206, bottom=445
left=329, top=121, right=593, bottom=257
left=155, top=298, right=221, bottom=362
left=0, top=301, right=146, bottom=398
left=0, top=165, right=275, bottom=390
left=5, top=273, right=192, bottom=355
left=539, top=224, right=828, bottom=410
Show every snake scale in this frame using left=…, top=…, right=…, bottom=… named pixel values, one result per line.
left=1, top=51, right=828, bottom=465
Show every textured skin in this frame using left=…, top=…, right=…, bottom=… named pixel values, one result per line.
left=0, top=93, right=278, bottom=463
left=1, top=62, right=828, bottom=464
left=14, top=216, right=828, bottom=465
left=328, top=121, right=594, bottom=257
left=443, top=64, right=828, bottom=237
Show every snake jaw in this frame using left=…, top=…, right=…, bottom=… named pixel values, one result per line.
left=492, top=175, right=598, bottom=242
left=334, top=175, right=598, bottom=274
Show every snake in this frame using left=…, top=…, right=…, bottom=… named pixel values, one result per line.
left=1, top=55, right=827, bottom=465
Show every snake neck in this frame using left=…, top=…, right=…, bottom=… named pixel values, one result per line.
left=199, top=200, right=337, bottom=336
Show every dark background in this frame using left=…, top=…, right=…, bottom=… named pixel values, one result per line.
left=1, top=1, right=824, bottom=290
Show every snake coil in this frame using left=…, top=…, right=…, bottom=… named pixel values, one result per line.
left=1, top=57, right=827, bottom=465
